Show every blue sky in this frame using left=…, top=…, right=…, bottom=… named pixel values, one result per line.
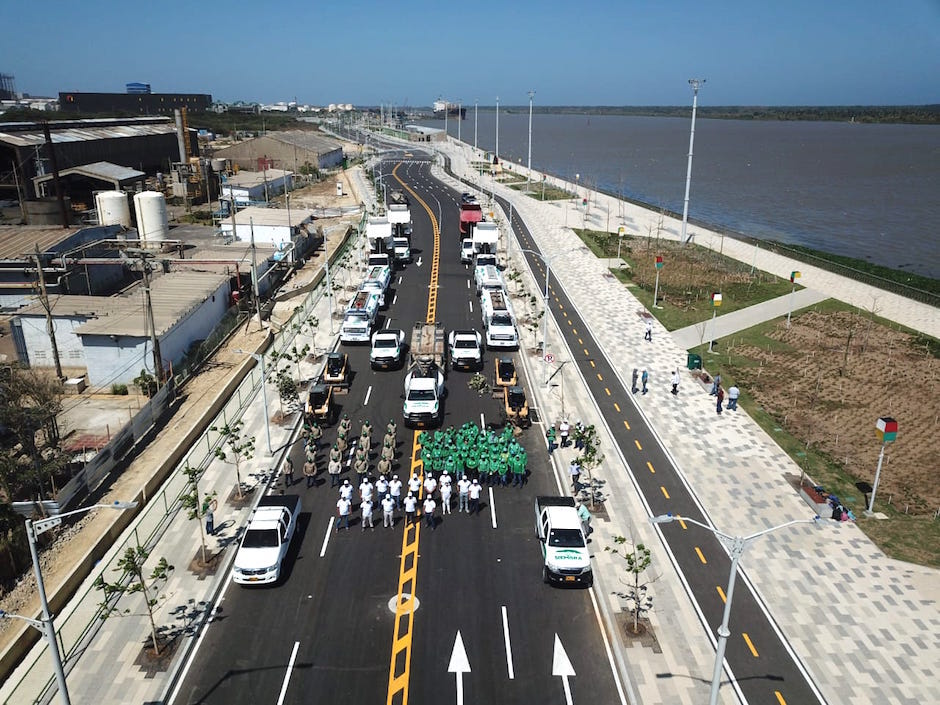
left=3, top=0, right=938, bottom=106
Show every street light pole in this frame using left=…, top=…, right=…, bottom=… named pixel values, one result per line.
left=526, top=90, right=535, bottom=194
left=495, top=96, right=499, bottom=163
left=19, top=501, right=138, bottom=705
left=457, top=99, right=462, bottom=143
left=680, top=79, right=705, bottom=245
left=234, top=349, right=273, bottom=455
left=650, top=513, right=820, bottom=705
left=474, top=99, right=478, bottom=151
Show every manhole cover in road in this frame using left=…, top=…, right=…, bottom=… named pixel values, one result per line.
left=388, top=593, right=420, bottom=614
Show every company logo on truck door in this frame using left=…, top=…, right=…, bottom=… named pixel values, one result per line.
left=551, top=549, right=585, bottom=561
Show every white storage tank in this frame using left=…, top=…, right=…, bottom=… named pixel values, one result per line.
left=210, top=158, right=227, bottom=173
left=95, top=191, right=131, bottom=227
left=133, top=191, right=169, bottom=244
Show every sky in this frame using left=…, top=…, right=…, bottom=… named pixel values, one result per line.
left=3, top=0, right=938, bottom=107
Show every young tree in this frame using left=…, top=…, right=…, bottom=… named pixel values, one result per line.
left=132, top=369, right=158, bottom=397
left=94, top=545, right=174, bottom=655
left=210, top=419, right=255, bottom=500
left=180, top=463, right=216, bottom=564
left=606, top=534, right=653, bottom=633
left=577, top=424, right=605, bottom=508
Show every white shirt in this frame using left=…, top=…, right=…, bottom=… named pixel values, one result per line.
left=440, top=483, right=452, bottom=499
left=468, top=483, right=482, bottom=500
left=458, top=478, right=471, bottom=495
left=381, top=496, right=395, bottom=513
left=440, top=473, right=452, bottom=487
left=336, top=498, right=351, bottom=516
left=328, top=459, right=342, bottom=475
left=404, top=496, right=418, bottom=513
left=340, top=484, right=353, bottom=501
left=390, top=479, right=403, bottom=496
left=559, top=421, right=570, bottom=435
left=424, top=477, right=438, bottom=495
left=376, top=478, right=389, bottom=494
left=360, top=481, right=374, bottom=501
left=423, top=498, right=436, bottom=515
left=360, top=499, right=373, bottom=517
left=408, top=476, right=422, bottom=493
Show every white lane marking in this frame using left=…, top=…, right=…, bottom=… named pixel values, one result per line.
left=469, top=300, right=473, bottom=313
left=398, top=276, right=402, bottom=285
left=276, top=641, right=301, bottom=705
left=587, top=587, right=630, bottom=704
left=466, top=279, right=470, bottom=288
left=364, top=385, right=373, bottom=406
left=385, top=318, right=392, bottom=329
left=392, top=294, right=398, bottom=305
left=501, top=606, right=515, bottom=679
left=480, top=412, right=485, bottom=429
left=320, top=517, right=335, bottom=556
left=488, top=487, right=497, bottom=528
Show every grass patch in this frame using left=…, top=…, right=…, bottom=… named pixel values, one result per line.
left=509, top=182, right=574, bottom=201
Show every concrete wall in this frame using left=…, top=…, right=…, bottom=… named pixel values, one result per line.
left=15, top=314, right=90, bottom=369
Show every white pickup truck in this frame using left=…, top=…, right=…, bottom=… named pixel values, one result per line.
left=233, top=495, right=302, bottom=585
left=448, top=329, right=483, bottom=371
left=370, top=329, right=405, bottom=370
left=535, top=496, right=593, bottom=587
left=403, top=322, right=446, bottom=427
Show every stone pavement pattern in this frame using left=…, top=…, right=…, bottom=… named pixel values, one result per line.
left=434, top=140, right=940, bottom=705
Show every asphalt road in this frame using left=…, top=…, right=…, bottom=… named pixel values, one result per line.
left=171, top=156, right=626, bottom=705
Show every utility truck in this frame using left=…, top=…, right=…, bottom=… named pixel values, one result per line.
left=534, top=497, right=593, bottom=586
left=388, top=203, right=412, bottom=237
left=448, top=329, right=483, bottom=371
left=371, top=329, right=406, bottom=370
left=403, top=322, right=446, bottom=427
left=233, top=495, right=302, bottom=585
left=366, top=216, right=393, bottom=254
left=340, top=291, right=380, bottom=343
left=359, top=263, right=392, bottom=307
left=480, top=289, right=519, bottom=349
left=459, top=201, right=483, bottom=236
left=474, top=264, right=504, bottom=295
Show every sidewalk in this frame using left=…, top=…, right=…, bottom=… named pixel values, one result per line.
left=434, top=140, right=940, bottom=705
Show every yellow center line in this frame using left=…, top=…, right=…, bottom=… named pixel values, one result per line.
left=596, top=373, right=603, bottom=381
left=660, top=486, right=670, bottom=499
left=694, top=547, right=707, bottom=564
left=571, top=327, right=576, bottom=335
left=386, top=165, right=440, bottom=705
left=742, top=633, right=759, bottom=658
left=774, top=691, right=787, bottom=705
left=583, top=348, right=590, bottom=356
left=613, top=403, right=620, bottom=412
left=717, top=586, right=727, bottom=603
left=604, top=387, right=611, bottom=396
left=646, top=461, right=655, bottom=473
left=578, top=338, right=583, bottom=345
left=589, top=360, right=596, bottom=368
left=678, top=517, right=688, bottom=530
left=634, top=439, right=642, bottom=451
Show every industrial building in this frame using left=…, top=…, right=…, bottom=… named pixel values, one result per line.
left=58, top=91, right=212, bottom=115
left=218, top=206, right=322, bottom=263
left=11, top=270, right=231, bottom=386
left=212, top=131, right=344, bottom=174
left=220, top=169, right=292, bottom=206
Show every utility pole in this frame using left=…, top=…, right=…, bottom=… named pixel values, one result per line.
left=495, top=96, right=500, bottom=163
left=474, top=100, right=478, bottom=151
left=250, top=218, right=263, bottom=329
left=526, top=90, right=535, bottom=193
left=680, top=78, right=705, bottom=245
left=457, top=99, right=462, bottom=143
left=139, top=255, right=164, bottom=385
left=33, top=246, right=63, bottom=380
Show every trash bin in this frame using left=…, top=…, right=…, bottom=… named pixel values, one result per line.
left=687, top=353, right=702, bottom=370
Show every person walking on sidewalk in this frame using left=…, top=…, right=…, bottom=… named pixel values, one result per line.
left=382, top=494, right=395, bottom=528
left=546, top=425, right=557, bottom=454
left=671, top=369, right=680, bottom=396
left=283, top=456, right=295, bottom=488
left=577, top=501, right=592, bottom=538
left=569, top=459, right=581, bottom=493
left=574, top=421, right=586, bottom=450
left=204, top=498, right=217, bottom=536
left=716, top=387, right=725, bottom=415
left=641, top=369, right=649, bottom=395
left=631, top=368, right=639, bottom=394
left=710, top=373, right=722, bottom=396
left=644, top=319, right=652, bottom=342
left=559, top=419, right=571, bottom=447
left=727, top=385, right=740, bottom=411
left=336, top=496, right=351, bottom=531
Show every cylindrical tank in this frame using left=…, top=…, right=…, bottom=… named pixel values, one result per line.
left=24, top=197, right=72, bottom=225
left=211, top=158, right=226, bottom=173
left=95, top=191, right=131, bottom=227
left=133, top=191, right=169, bottom=244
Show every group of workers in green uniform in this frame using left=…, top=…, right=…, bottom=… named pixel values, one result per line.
left=418, top=422, right=529, bottom=487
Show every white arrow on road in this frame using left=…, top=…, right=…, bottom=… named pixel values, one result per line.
left=552, top=633, right=576, bottom=705
left=416, top=255, right=423, bottom=267
left=448, top=630, right=471, bottom=705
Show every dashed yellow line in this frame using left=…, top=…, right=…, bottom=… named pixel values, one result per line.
left=646, top=461, right=655, bottom=473
left=583, top=348, right=590, bottom=356
left=717, top=586, right=727, bottom=603
left=742, top=633, right=759, bottom=658
left=589, top=360, right=596, bottom=368
left=695, top=547, right=707, bottom=564
left=623, top=419, right=630, bottom=430
left=571, top=327, right=576, bottom=335
left=604, top=387, right=611, bottom=396
left=596, top=373, right=603, bottom=381
left=774, top=691, right=787, bottom=705
left=578, top=338, right=583, bottom=345
left=678, top=517, right=688, bottom=530
left=634, top=439, right=642, bottom=451
left=613, top=403, right=620, bottom=412
left=660, top=486, right=670, bottom=499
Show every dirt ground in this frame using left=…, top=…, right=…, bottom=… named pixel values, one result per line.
left=725, top=308, right=940, bottom=514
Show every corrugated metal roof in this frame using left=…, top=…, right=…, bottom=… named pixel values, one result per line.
left=269, top=130, right=343, bottom=154
left=0, top=121, right=178, bottom=148
left=16, top=294, right=124, bottom=318
left=0, top=226, right=83, bottom=260
left=221, top=205, right=316, bottom=228
left=32, top=161, right=145, bottom=189
left=223, top=169, right=292, bottom=188
left=34, top=271, right=231, bottom=338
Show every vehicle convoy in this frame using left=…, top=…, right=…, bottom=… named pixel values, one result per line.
left=305, top=382, right=334, bottom=424
left=368, top=252, right=391, bottom=268
left=448, top=329, right=483, bottom=371
left=480, top=289, right=519, bottom=349
left=403, top=322, right=446, bottom=427
left=371, top=329, right=406, bottom=369
left=392, top=236, right=411, bottom=263
left=460, top=238, right=475, bottom=264
left=535, top=497, right=593, bottom=586
left=387, top=202, right=412, bottom=237
left=340, top=291, right=380, bottom=343
left=503, top=385, right=530, bottom=427
left=233, top=495, right=302, bottom=585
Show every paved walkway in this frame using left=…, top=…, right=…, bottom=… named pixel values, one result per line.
left=432, top=140, right=940, bottom=705
left=670, top=287, right=830, bottom=350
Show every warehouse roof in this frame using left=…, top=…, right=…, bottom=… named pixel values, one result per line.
left=32, top=161, right=145, bottom=191
left=17, top=271, right=229, bottom=338
left=0, top=226, right=83, bottom=261
left=268, top=130, right=343, bottom=154
left=0, top=117, right=179, bottom=148
left=222, top=169, right=292, bottom=188
left=220, top=205, right=316, bottom=228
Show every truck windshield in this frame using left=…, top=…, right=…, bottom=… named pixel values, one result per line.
left=242, top=528, right=280, bottom=549
left=454, top=339, right=476, bottom=349
left=491, top=314, right=513, bottom=327
left=374, top=338, right=396, bottom=348
left=408, top=389, right=436, bottom=401
left=548, top=529, right=585, bottom=548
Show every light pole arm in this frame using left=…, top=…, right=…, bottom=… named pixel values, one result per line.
left=742, top=517, right=820, bottom=543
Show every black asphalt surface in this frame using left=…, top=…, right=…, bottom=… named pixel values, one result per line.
left=171, top=155, right=624, bottom=705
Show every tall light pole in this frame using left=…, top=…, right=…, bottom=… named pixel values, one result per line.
left=519, top=247, right=578, bottom=384
left=495, top=96, right=500, bottom=164
left=680, top=78, right=705, bottom=245
left=444, top=99, right=448, bottom=142
left=474, top=99, right=478, bottom=151
left=650, top=513, right=820, bottom=705
left=457, top=99, right=462, bottom=143
left=234, top=349, right=272, bottom=455
left=526, top=89, right=535, bottom=194
left=7, top=502, right=138, bottom=705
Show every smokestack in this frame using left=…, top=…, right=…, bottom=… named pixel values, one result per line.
left=174, top=109, right=187, bottom=165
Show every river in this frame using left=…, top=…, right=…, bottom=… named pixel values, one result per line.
left=418, top=112, right=940, bottom=280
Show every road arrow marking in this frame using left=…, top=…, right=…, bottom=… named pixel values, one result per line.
left=416, top=256, right=423, bottom=267
left=448, top=630, right=471, bottom=705
left=552, top=633, right=576, bottom=704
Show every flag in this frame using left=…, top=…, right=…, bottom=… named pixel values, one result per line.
left=790, top=271, right=801, bottom=283
left=876, top=417, right=898, bottom=443
left=712, top=292, right=722, bottom=307
left=655, top=255, right=663, bottom=269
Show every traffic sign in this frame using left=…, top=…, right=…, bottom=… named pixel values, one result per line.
left=544, top=353, right=555, bottom=363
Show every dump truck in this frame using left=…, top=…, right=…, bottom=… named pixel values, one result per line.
left=403, top=322, right=446, bottom=427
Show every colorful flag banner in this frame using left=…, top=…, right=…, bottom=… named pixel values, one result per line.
left=712, top=292, right=722, bottom=307
left=876, top=417, right=898, bottom=443
left=655, top=255, right=664, bottom=269
left=790, top=271, right=801, bottom=283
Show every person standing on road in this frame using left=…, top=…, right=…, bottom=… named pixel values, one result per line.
left=424, top=472, right=438, bottom=498
left=328, top=456, right=342, bottom=487
left=376, top=474, right=389, bottom=497
left=644, top=319, right=653, bottom=342
left=340, top=479, right=354, bottom=504
left=382, top=494, right=395, bottom=528
left=303, top=457, right=317, bottom=488
left=360, top=476, right=374, bottom=505
left=468, top=479, right=482, bottom=515
left=457, top=475, right=471, bottom=512
left=671, top=369, right=680, bottom=396
left=716, top=387, right=725, bottom=415
left=390, top=474, right=403, bottom=509
left=336, top=496, right=351, bottom=531
left=329, top=443, right=342, bottom=465
left=440, top=476, right=453, bottom=514
left=283, top=456, right=295, bottom=488
left=641, top=369, right=649, bottom=395
left=727, top=385, right=739, bottom=411
left=569, top=459, right=581, bottom=493
left=423, top=495, right=437, bottom=530
left=308, top=421, right=323, bottom=451
left=545, top=425, right=557, bottom=454
left=408, top=473, right=422, bottom=496
left=559, top=419, right=571, bottom=448
left=404, top=492, right=418, bottom=526
left=360, top=497, right=374, bottom=531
